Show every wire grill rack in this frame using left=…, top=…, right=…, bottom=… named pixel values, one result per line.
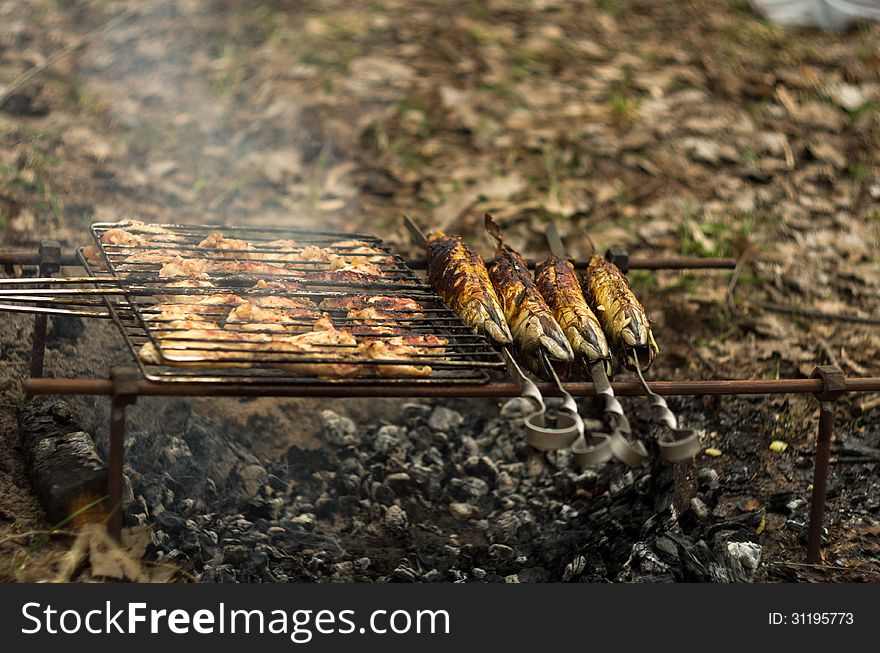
left=84, top=222, right=504, bottom=384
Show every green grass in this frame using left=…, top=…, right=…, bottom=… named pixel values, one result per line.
left=609, top=93, right=639, bottom=125
left=627, top=269, right=656, bottom=294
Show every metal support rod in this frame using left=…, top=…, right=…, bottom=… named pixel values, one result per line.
left=0, top=251, right=80, bottom=267
left=28, top=241, right=61, bottom=378
left=404, top=256, right=738, bottom=271
left=21, top=376, right=880, bottom=399
left=805, top=365, right=846, bottom=565
left=807, top=401, right=834, bottom=564
left=107, top=394, right=126, bottom=541
left=107, top=367, right=138, bottom=541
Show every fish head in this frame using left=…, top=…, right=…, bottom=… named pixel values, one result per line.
left=483, top=319, right=513, bottom=345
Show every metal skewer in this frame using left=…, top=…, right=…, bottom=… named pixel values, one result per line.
left=631, top=349, right=702, bottom=461
left=545, top=222, right=645, bottom=466
left=403, top=214, right=591, bottom=455
left=0, top=303, right=112, bottom=318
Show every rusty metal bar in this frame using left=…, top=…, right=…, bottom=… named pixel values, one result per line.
left=404, top=256, right=738, bottom=271
left=807, top=402, right=835, bottom=564
left=806, top=365, right=846, bottom=565
left=0, top=251, right=81, bottom=267
left=107, top=367, right=138, bottom=541
left=21, top=376, right=880, bottom=398
left=28, top=242, right=61, bottom=378
left=107, top=394, right=126, bottom=541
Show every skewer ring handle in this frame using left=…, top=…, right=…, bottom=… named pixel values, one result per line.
left=572, top=432, right=614, bottom=467
left=524, top=410, right=581, bottom=451
left=658, top=428, right=702, bottom=461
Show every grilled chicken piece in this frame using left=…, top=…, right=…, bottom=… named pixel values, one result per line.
left=269, top=315, right=361, bottom=378
left=239, top=280, right=315, bottom=312
left=225, top=300, right=319, bottom=331
left=158, top=257, right=212, bottom=279
left=358, top=333, right=447, bottom=377
left=581, top=255, right=658, bottom=372
left=100, top=229, right=147, bottom=247
left=139, top=320, right=270, bottom=366
left=485, top=215, right=572, bottom=377
left=330, top=240, right=394, bottom=266
left=535, top=255, right=611, bottom=376
left=146, top=294, right=241, bottom=321
left=101, top=223, right=182, bottom=247
left=319, top=295, right=423, bottom=313
left=321, top=295, right=425, bottom=325
left=247, top=241, right=299, bottom=262
left=81, top=245, right=107, bottom=271
left=197, top=233, right=252, bottom=258
left=154, top=280, right=216, bottom=303
left=426, top=233, right=512, bottom=346
left=207, top=260, right=290, bottom=276
left=307, top=265, right=385, bottom=282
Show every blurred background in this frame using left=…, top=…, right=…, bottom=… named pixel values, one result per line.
left=1, top=0, right=877, bottom=377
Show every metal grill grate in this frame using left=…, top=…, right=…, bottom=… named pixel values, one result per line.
left=84, top=222, right=504, bottom=384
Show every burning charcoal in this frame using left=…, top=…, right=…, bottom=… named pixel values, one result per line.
left=499, top=397, right=534, bottom=419
left=373, top=424, right=405, bottom=455
left=385, top=472, right=412, bottom=490
left=449, top=502, right=479, bottom=520
left=463, top=455, right=498, bottom=482
left=320, top=410, right=357, bottom=445
left=726, top=541, right=762, bottom=576
left=448, top=477, right=489, bottom=502
left=489, top=543, right=515, bottom=560
left=490, top=510, right=535, bottom=542
left=562, top=556, right=587, bottom=582
left=690, top=497, right=710, bottom=520
left=371, top=481, right=396, bottom=506
left=402, top=402, right=432, bottom=422
left=696, top=467, right=720, bottom=491
left=392, top=564, right=419, bottom=582
left=290, top=513, right=316, bottom=530
left=383, top=505, right=408, bottom=532
left=428, top=406, right=463, bottom=433
left=155, top=510, right=186, bottom=533
left=421, top=569, right=441, bottom=582
left=459, top=435, right=480, bottom=458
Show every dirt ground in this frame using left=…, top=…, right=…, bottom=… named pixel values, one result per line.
left=0, top=0, right=878, bottom=581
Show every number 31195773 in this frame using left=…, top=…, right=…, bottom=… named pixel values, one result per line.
left=769, top=613, right=854, bottom=625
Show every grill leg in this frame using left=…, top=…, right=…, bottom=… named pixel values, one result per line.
left=28, top=241, right=61, bottom=378
left=107, top=367, right=139, bottom=542
left=806, top=365, right=845, bottom=565
left=107, top=395, right=126, bottom=541
left=29, top=314, right=48, bottom=378
left=806, top=402, right=834, bottom=564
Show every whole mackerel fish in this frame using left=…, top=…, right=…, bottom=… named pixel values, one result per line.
left=535, top=254, right=612, bottom=377
left=485, top=214, right=573, bottom=378
left=581, top=255, right=658, bottom=372
left=426, top=232, right=512, bottom=346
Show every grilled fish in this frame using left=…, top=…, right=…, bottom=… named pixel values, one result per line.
left=535, top=254, right=612, bottom=376
left=485, top=215, right=573, bottom=377
left=581, top=255, right=658, bottom=372
left=426, top=232, right=512, bottom=345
